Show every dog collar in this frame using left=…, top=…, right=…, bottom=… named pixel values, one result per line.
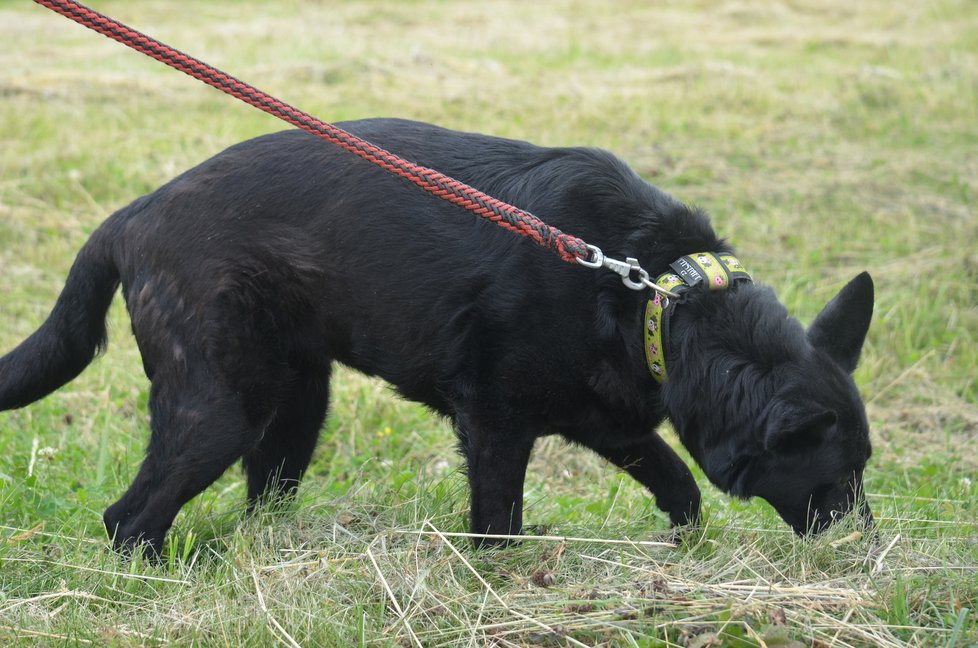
left=644, top=252, right=752, bottom=383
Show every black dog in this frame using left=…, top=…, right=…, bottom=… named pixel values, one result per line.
left=0, top=119, right=874, bottom=553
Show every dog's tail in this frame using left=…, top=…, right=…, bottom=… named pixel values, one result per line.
left=0, top=217, right=121, bottom=411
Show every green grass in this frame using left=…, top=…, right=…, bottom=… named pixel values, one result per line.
left=1, top=0, right=976, bottom=645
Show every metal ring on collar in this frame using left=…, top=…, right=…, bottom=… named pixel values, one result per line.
left=578, top=244, right=682, bottom=299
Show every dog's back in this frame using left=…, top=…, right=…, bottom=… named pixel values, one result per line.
left=105, top=119, right=714, bottom=415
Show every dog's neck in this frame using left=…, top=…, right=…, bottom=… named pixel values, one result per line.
left=643, top=252, right=752, bottom=383
left=648, top=253, right=763, bottom=497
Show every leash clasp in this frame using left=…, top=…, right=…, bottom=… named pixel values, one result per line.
left=579, top=244, right=681, bottom=298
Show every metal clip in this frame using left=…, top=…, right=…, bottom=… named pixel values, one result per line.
left=579, top=244, right=681, bottom=298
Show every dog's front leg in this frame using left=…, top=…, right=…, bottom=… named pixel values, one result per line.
left=455, top=411, right=536, bottom=548
left=587, top=432, right=701, bottom=529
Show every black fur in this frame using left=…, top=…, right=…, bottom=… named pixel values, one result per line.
left=0, top=119, right=874, bottom=552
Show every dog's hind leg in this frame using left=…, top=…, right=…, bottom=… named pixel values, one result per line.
left=103, top=364, right=273, bottom=556
left=588, top=433, right=701, bottom=528
left=243, top=369, right=331, bottom=509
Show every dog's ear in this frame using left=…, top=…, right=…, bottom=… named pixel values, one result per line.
left=764, top=408, right=837, bottom=454
left=807, top=272, right=874, bottom=374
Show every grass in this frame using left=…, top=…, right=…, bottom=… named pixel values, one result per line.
left=1, top=0, right=976, bottom=645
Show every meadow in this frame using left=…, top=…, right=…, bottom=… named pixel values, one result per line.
left=0, top=0, right=976, bottom=645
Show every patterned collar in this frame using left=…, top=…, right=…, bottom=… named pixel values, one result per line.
left=644, top=252, right=752, bottom=383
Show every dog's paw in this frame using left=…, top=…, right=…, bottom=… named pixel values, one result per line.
left=667, top=522, right=703, bottom=546
left=667, top=500, right=701, bottom=529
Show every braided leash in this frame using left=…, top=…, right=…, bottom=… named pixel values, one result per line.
left=32, top=0, right=686, bottom=296
left=31, top=0, right=592, bottom=263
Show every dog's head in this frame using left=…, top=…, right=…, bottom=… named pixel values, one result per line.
left=665, top=272, right=875, bottom=535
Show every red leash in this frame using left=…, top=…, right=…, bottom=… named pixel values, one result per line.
left=31, top=0, right=591, bottom=264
